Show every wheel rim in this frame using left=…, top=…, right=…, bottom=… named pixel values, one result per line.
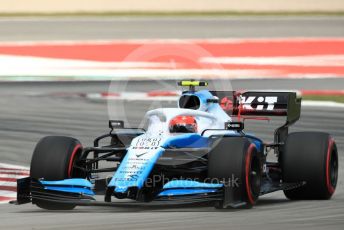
left=329, top=149, right=338, bottom=190
left=245, top=144, right=261, bottom=204
left=68, top=144, right=84, bottom=178
left=250, top=156, right=261, bottom=197
left=326, top=139, right=338, bottom=194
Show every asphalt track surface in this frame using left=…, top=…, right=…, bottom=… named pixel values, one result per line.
left=0, top=16, right=344, bottom=41
left=0, top=80, right=343, bottom=230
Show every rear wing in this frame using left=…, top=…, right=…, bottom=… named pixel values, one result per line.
left=210, top=91, right=301, bottom=124
left=210, top=91, right=302, bottom=151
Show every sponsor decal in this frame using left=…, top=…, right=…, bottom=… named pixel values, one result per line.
left=241, top=96, right=278, bottom=111
left=136, top=151, right=149, bottom=158
left=134, top=137, right=162, bottom=148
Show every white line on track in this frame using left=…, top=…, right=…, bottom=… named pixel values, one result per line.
left=0, top=182, right=16, bottom=186
left=0, top=173, right=29, bottom=178
left=0, top=191, right=16, bottom=197
left=302, top=100, right=344, bottom=108
left=0, top=37, right=343, bottom=46
left=0, top=163, right=29, bottom=170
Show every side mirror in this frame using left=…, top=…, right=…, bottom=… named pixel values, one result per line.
left=109, top=120, right=124, bottom=130
left=225, top=121, right=244, bottom=131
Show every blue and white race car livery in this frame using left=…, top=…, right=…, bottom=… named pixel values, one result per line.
left=14, top=81, right=339, bottom=210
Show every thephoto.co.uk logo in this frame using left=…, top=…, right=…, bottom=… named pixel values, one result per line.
left=104, top=174, right=241, bottom=189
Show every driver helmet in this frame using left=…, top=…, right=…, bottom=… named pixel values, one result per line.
left=169, top=115, right=198, bottom=133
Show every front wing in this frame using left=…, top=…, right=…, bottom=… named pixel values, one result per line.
left=13, top=177, right=304, bottom=208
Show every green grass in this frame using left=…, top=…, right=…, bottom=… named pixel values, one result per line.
left=1, top=11, right=344, bottom=17
left=303, top=95, right=344, bottom=103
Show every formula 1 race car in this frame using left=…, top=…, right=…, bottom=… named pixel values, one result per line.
left=15, top=80, right=338, bottom=210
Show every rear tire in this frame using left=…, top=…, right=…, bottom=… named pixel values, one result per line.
left=30, top=136, right=84, bottom=210
left=281, top=132, right=338, bottom=200
left=208, top=137, right=262, bottom=208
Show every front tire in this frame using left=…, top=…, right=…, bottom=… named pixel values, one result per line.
left=30, top=136, right=84, bottom=210
left=281, top=132, right=338, bottom=200
left=208, top=137, right=262, bottom=208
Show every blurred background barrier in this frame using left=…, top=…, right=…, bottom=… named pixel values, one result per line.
left=0, top=0, right=344, bottom=14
